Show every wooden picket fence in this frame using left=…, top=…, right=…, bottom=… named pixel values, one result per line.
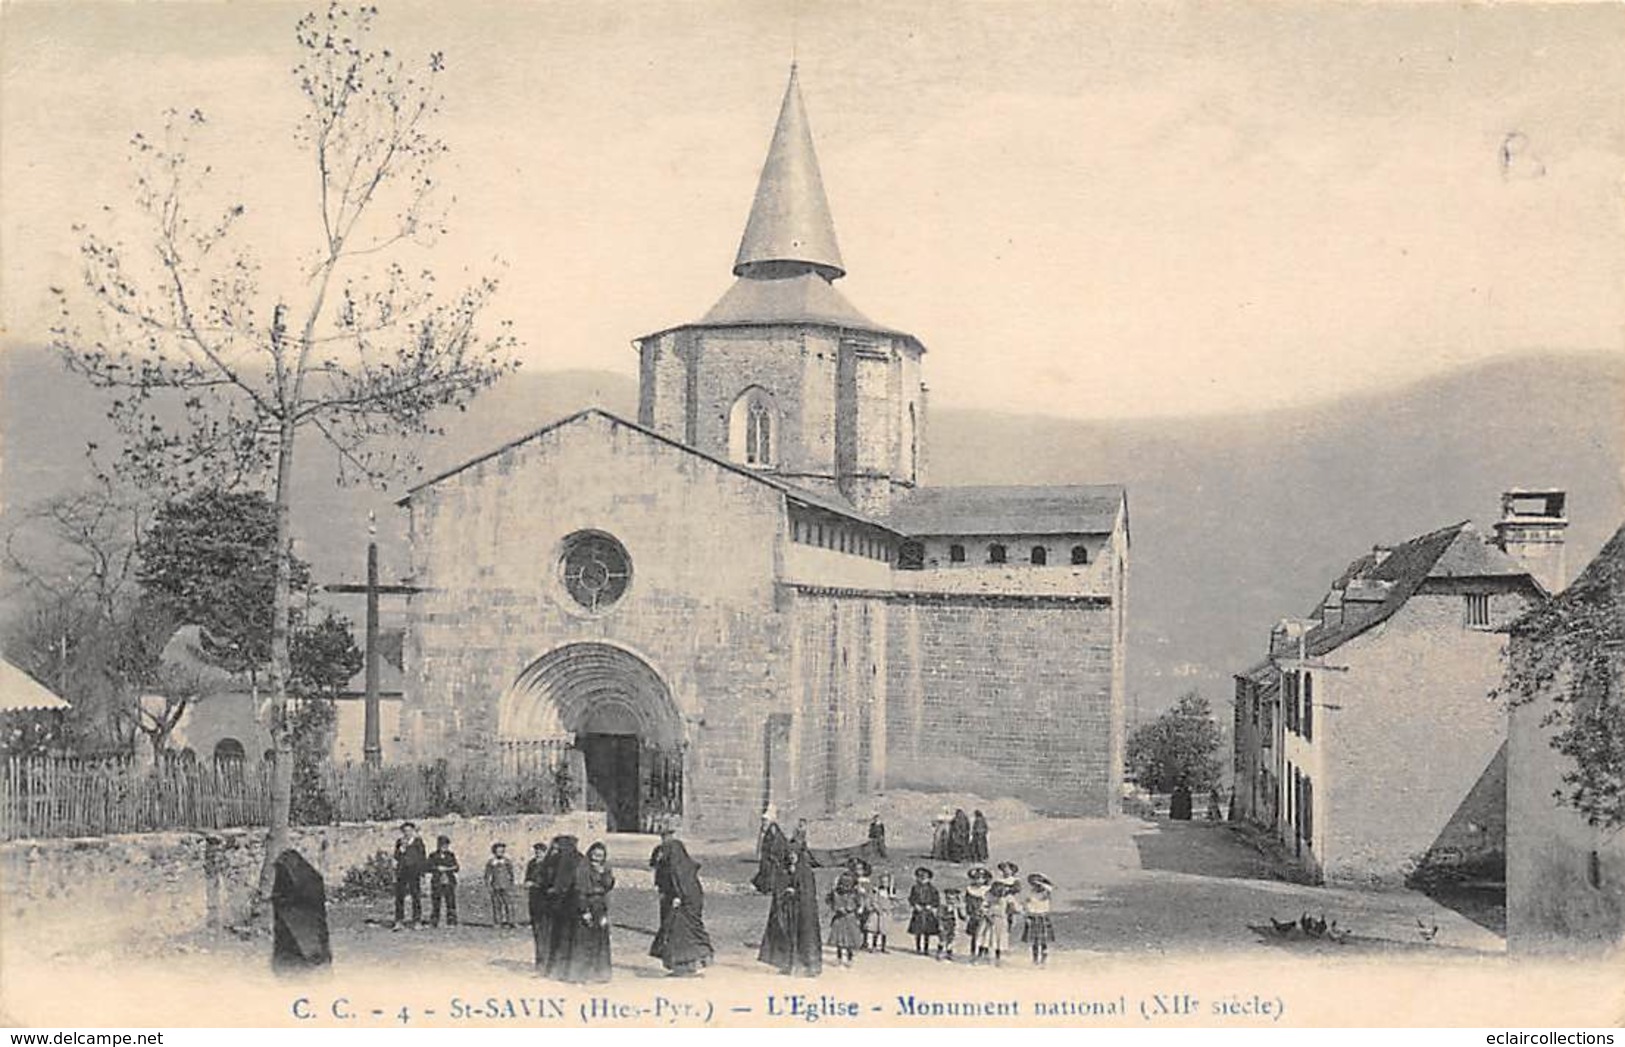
left=0, top=739, right=576, bottom=841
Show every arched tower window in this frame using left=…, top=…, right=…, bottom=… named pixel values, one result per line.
left=1071, top=545, right=1090, bottom=565
left=728, top=388, right=778, bottom=467
left=907, top=403, right=918, bottom=483
left=988, top=543, right=1007, bottom=565
left=1030, top=546, right=1048, bottom=565
left=949, top=543, right=965, bottom=563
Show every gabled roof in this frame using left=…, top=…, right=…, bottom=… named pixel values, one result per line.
left=398, top=407, right=892, bottom=530
left=734, top=65, right=845, bottom=282
left=1303, top=521, right=1535, bottom=656
left=0, top=658, right=70, bottom=712
left=886, top=484, right=1126, bottom=538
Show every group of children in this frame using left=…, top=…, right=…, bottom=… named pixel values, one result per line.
left=824, top=860, right=902, bottom=966
left=389, top=824, right=534, bottom=932
left=905, top=861, right=1054, bottom=966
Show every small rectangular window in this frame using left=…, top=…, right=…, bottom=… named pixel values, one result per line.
left=1466, top=594, right=1490, bottom=627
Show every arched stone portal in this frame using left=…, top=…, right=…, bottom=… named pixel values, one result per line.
left=500, top=643, right=684, bottom=832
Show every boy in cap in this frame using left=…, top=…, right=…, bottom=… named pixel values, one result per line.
left=428, top=833, right=460, bottom=927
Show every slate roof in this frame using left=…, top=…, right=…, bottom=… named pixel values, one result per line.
left=698, top=273, right=900, bottom=334
left=1302, top=521, right=1535, bottom=656
left=886, top=484, right=1126, bottom=538
left=733, top=65, right=845, bottom=282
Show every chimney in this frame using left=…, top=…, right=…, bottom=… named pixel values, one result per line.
left=1493, top=489, right=1568, bottom=594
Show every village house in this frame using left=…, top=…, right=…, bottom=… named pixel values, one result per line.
left=1232, top=490, right=1562, bottom=884
left=391, top=67, right=1130, bottom=835
left=1504, top=520, right=1625, bottom=953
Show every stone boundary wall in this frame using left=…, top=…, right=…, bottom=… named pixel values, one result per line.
left=0, top=811, right=605, bottom=962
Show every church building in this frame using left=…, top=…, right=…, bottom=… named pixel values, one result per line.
left=396, top=68, right=1130, bottom=834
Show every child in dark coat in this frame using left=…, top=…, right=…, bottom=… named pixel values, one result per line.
left=428, top=834, right=460, bottom=927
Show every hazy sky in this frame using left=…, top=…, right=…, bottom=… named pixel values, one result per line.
left=3, top=1, right=1623, bottom=419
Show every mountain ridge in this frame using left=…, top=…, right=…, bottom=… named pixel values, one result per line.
left=3, top=346, right=1620, bottom=720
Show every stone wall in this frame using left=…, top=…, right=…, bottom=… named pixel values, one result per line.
left=886, top=594, right=1118, bottom=815
left=405, top=412, right=792, bottom=835
left=0, top=811, right=603, bottom=963
left=1507, top=691, right=1625, bottom=953
left=1318, top=588, right=1529, bottom=884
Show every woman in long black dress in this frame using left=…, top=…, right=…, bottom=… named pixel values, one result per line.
left=755, top=823, right=796, bottom=973
left=649, top=831, right=714, bottom=976
left=543, top=836, right=583, bottom=979
left=971, top=809, right=990, bottom=863
left=525, top=839, right=557, bottom=970
left=271, top=848, right=331, bottom=973
left=947, top=808, right=973, bottom=863
left=566, top=841, right=614, bottom=984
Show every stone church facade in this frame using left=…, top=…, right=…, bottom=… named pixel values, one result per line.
left=397, top=68, right=1130, bottom=835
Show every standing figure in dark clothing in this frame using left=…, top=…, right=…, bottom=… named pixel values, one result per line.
left=271, top=848, right=331, bottom=973
left=946, top=808, right=972, bottom=863
left=1170, top=783, right=1194, bottom=821
left=867, top=812, right=887, bottom=859
left=649, top=830, right=714, bottom=976
left=392, top=822, right=426, bottom=929
left=971, top=810, right=990, bottom=863
left=427, top=835, right=460, bottom=927
left=543, top=836, right=583, bottom=979
left=524, top=840, right=557, bottom=969
left=907, top=866, right=941, bottom=955
left=757, top=829, right=823, bottom=976
left=565, top=841, right=615, bottom=984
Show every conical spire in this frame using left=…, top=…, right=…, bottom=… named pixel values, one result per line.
left=733, top=65, right=846, bottom=282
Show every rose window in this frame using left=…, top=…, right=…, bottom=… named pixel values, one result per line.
left=560, top=532, right=631, bottom=612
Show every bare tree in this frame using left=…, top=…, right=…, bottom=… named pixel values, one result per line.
left=2, top=484, right=151, bottom=751
left=50, top=3, right=518, bottom=904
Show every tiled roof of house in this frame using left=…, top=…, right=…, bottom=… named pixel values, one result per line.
left=1304, top=521, right=1533, bottom=656
left=886, top=484, right=1126, bottom=537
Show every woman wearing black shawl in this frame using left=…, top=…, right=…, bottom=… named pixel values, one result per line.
left=564, top=841, right=615, bottom=984
left=543, top=836, right=583, bottom=979
left=758, top=837, right=822, bottom=976
left=525, top=840, right=558, bottom=969
left=947, top=808, right=973, bottom=863
left=971, top=809, right=990, bottom=862
left=271, top=848, right=331, bottom=973
left=649, top=831, right=714, bottom=975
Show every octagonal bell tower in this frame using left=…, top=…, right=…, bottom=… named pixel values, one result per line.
left=635, top=66, right=927, bottom=516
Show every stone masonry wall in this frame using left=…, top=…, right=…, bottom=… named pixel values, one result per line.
left=405, top=412, right=791, bottom=836
left=887, top=596, right=1117, bottom=815
left=1319, top=587, right=1530, bottom=884
left=0, top=811, right=602, bottom=963
left=786, top=592, right=888, bottom=819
